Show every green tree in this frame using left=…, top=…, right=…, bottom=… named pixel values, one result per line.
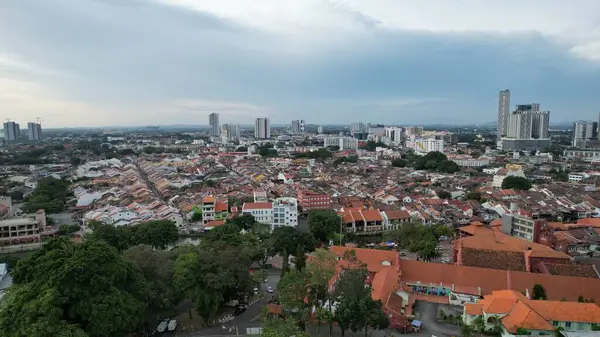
left=123, top=245, right=178, bottom=316
left=173, top=245, right=254, bottom=326
left=472, top=315, right=486, bottom=333
left=308, top=209, right=341, bottom=244
left=23, top=177, right=71, bottom=213
left=89, top=220, right=179, bottom=251
left=270, top=227, right=316, bottom=277
left=0, top=238, right=147, bottom=337
left=306, top=249, right=338, bottom=336
left=465, top=191, right=482, bottom=202
left=391, top=158, right=407, bottom=167
left=333, top=266, right=387, bottom=337
left=461, top=323, right=474, bottom=337
left=278, top=269, right=311, bottom=328
left=360, top=297, right=390, bottom=337
left=58, top=224, right=81, bottom=236
left=294, top=244, right=307, bottom=271
left=437, top=190, right=452, bottom=199
left=262, top=316, right=309, bottom=337
left=501, top=176, right=532, bottom=190
left=226, top=213, right=258, bottom=231
left=532, top=284, right=547, bottom=300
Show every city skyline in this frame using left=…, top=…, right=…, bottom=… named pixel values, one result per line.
left=2, top=1, right=600, bottom=127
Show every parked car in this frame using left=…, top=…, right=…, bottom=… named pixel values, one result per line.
left=233, top=305, right=247, bottom=316
left=268, top=286, right=274, bottom=293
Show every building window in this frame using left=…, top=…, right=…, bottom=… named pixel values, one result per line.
left=565, top=322, right=571, bottom=328
left=552, top=321, right=558, bottom=327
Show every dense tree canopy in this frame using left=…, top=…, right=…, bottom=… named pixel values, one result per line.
left=123, top=245, right=179, bottom=316
left=0, top=238, right=147, bottom=337
left=308, top=209, right=341, bottom=244
left=501, top=176, right=532, bottom=190
left=270, top=227, right=316, bottom=275
left=88, top=220, right=179, bottom=252
left=23, top=177, right=71, bottom=213
left=412, top=151, right=460, bottom=173
left=386, top=223, right=453, bottom=261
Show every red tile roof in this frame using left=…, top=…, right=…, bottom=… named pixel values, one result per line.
left=242, top=202, right=273, bottom=210
left=399, top=259, right=600, bottom=301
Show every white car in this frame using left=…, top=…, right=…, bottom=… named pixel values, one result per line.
left=267, top=286, right=274, bottom=293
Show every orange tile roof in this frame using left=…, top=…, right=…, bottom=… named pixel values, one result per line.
left=205, top=220, right=225, bottom=227
left=215, top=201, right=228, bottom=212
left=384, top=210, right=411, bottom=220
left=458, top=230, right=569, bottom=260
left=525, top=300, right=600, bottom=323
left=501, top=301, right=553, bottom=333
left=242, top=202, right=273, bottom=210
left=330, top=246, right=396, bottom=273
left=464, top=303, right=483, bottom=315
left=202, top=196, right=216, bottom=203
left=490, top=218, right=502, bottom=227
left=361, top=210, right=383, bottom=222
left=459, top=222, right=490, bottom=236
left=576, top=218, right=600, bottom=228
left=399, top=259, right=600, bottom=301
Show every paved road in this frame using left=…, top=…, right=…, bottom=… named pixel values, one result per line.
left=414, top=301, right=460, bottom=337
left=181, top=271, right=281, bottom=336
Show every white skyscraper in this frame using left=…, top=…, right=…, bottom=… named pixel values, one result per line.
left=385, top=127, right=403, bottom=144
left=506, top=105, right=549, bottom=140
left=255, top=118, right=270, bottom=139
left=208, top=113, right=220, bottom=137
left=27, top=122, right=43, bottom=141
left=291, top=120, right=305, bottom=134
left=221, top=123, right=240, bottom=141
left=3, top=121, right=20, bottom=141
left=572, top=121, right=598, bottom=147
left=497, top=89, right=511, bottom=139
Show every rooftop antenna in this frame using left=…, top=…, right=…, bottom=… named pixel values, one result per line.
left=36, top=117, right=43, bottom=125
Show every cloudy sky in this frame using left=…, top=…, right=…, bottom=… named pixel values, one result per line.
left=1, top=0, right=600, bottom=127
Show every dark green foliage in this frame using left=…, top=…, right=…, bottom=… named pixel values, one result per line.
left=532, top=284, right=547, bottom=300
left=270, top=227, right=316, bottom=276
left=294, top=148, right=333, bottom=160
left=88, top=220, right=179, bottom=252
left=0, top=238, right=147, bottom=337
left=391, top=158, right=407, bottom=167
left=23, top=177, right=70, bottom=213
left=308, top=209, right=341, bottom=244
left=413, top=151, right=460, bottom=173
left=437, top=190, right=452, bottom=199
left=501, top=176, right=532, bottom=190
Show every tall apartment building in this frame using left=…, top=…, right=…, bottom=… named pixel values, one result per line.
left=220, top=123, right=240, bottom=142
left=501, top=104, right=550, bottom=150
left=254, top=117, right=270, bottom=139
left=317, top=126, right=323, bottom=134
left=497, top=89, right=511, bottom=139
left=405, top=126, right=424, bottom=137
left=208, top=113, right=220, bottom=137
left=27, top=122, right=43, bottom=141
left=572, top=121, right=598, bottom=148
left=291, top=120, right=305, bottom=134
left=384, top=127, right=403, bottom=145
left=323, top=136, right=359, bottom=150
left=3, top=121, right=20, bottom=141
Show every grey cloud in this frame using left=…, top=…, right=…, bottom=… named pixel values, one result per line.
left=0, top=0, right=599, bottom=126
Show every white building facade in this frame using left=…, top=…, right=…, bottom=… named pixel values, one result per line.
left=324, top=137, right=359, bottom=150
